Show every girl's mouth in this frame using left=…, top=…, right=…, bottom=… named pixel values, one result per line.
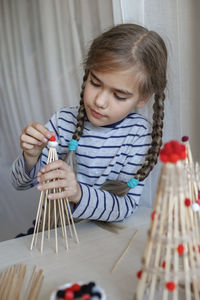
left=90, top=108, right=104, bottom=119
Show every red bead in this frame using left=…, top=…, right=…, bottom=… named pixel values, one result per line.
left=162, top=261, right=166, bottom=269
left=177, top=244, right=185, bottom=255
left=166, top=281, right=176, bottom=291
left=50, top=136, right=56, bottom=141
left=182, top=136, right=189, bottom=142
left=185, top=198, right=191, bottom=207
left=137, top=270, right=143, bottom=279
left=82, top=294, right=91, bottom=300
left=151, top=210, right=156, bottom=221
left=71, top=283, right=81, bottom=292
left=64, top=290, right=74, bottom=300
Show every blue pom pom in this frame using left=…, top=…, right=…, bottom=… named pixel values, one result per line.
left=127, top=178, right=139, bottom=189
left=68, top=139, right=78, bottom=151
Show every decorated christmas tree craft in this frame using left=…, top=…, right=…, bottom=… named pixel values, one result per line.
left=182, top=136, right=200, bottom=217
left=30, top=136, right=79, bottom=253
left=135, top=140, right=200, bottom=300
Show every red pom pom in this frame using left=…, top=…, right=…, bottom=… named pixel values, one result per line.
left=137, top=270, right=143, bottom=279
left=177, top=244, right=185, bottom=255
left=50, top=136, right=56, bottom=141
left=166, top=281, right=176, bottom=291
left=185, top=198, right=191, bottom=207
left=160, top=153, right=168, bottom=163
left=71, top=283, right=81, bottom=292
left=82, top=294, right=91, bottom=300
left=64, top=290, right=74, bottom=300
left=160, top=140, right=186, bottom=163
left=180, top=151, right=187, bottom=160
left=169, top=154, right=179, bottom=163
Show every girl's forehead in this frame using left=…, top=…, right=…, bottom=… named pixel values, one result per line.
left=91, top=68, right=141, bottom=91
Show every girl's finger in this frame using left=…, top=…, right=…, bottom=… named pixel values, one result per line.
left=40, top=160, right=71, bottom=173
left=47, top=190, right=68, bottom=200
left=37, top=169, right=67, bottom=182
left=21, top=143, right=34, bottom=150
left=32, top=123, right=55, bottom=140
left=21, top=134, right=43, bottom=146
left=25, top=126, right=49, bottom=143
left=37, top=179, right=68, bottom=191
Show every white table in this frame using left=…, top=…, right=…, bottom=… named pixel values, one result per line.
left=0, top=207, right=151, bottom=300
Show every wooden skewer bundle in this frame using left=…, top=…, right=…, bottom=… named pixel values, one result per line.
left=30, top=138, right=79, bottom=253
left=0, top=264, right=43, bottom=300
left=135, top=140, right=200, bottom=300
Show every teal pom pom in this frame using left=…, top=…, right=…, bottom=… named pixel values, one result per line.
left=68, top=139, right=78, bottom=151
left=127, top=178, right=139, bottom=189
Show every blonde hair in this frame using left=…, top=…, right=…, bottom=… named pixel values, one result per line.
left=66, top=24, right=167, bottom=197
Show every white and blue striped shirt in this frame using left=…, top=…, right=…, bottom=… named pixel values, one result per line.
left=11, top=107, right=152, bottom=222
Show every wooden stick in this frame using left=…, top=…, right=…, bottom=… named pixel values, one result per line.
left=54, top=199, right=58, bottom=253
left=111, top=229, right=138, bottom=273
left=0, top=264, right=44, bottom=300
left=64, top=198, right=73, bottom=238
left=60, top=198, right=69, bottom=250
left=66, top=198, right=79, bottom=243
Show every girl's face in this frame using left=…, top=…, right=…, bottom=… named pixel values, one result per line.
left=84, top=69, right=150, bottom=127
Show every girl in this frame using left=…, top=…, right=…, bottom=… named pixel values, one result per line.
left=11, top=23, right=167, bottom=222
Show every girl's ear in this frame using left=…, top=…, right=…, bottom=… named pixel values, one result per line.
left=136, top=94, right=152, bottom=108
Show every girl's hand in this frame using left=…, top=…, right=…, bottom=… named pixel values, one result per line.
left=37, top=160, right=81, bottom=204
left=20, top=122, right=55, bottom=159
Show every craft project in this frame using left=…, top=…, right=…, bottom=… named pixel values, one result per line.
left=182, top=136, right=200, bottom=219
left=30, top=136, right=79, bottom=253
left=135, top=140, right=200, bottom=300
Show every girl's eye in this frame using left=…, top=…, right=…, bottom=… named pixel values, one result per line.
left=90, top=79, right=101, bottom=87
left=114, top=93, right=127, bottom=101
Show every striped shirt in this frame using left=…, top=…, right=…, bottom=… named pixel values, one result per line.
left=11, top=106, right=152, bottom=222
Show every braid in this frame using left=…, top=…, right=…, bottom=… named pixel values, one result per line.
left=135, top=92, right=165, bottom=181
left=100, top=92, right=165, bottom=197
left=65, top=70, right=89, bottom=174
left=72, top=70, right=89, bottom=141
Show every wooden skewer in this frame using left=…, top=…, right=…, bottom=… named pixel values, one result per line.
left=0, top=264, right=43, bottom=300
left=111, top=229, right=138, bottom=273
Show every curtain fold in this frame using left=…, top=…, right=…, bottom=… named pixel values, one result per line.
left=0, top=0, right=114, bottom=162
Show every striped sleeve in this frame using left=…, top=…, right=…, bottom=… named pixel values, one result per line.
left=72, top=183, right=139, bottom=222
left=11, top=152, right=40, bottom=190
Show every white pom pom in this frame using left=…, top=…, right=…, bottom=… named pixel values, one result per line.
left=192, top=202, right=200, bottom=212
left=48, top=140, right=58, bottom=148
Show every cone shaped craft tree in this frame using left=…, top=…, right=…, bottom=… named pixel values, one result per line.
left=182, top=136, right=200, bottom=215
left=135, top=140, right=200, bottom=300
left=30, top=136, right=79, bottom=253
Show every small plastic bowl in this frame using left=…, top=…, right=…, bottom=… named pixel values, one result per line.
left=50, top=281, right=106, bottom=300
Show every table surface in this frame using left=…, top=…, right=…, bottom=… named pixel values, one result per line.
left=0, top=206, right=152, bottom=300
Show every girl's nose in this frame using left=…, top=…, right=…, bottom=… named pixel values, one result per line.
left=95, top=91, right=108, bottom=108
